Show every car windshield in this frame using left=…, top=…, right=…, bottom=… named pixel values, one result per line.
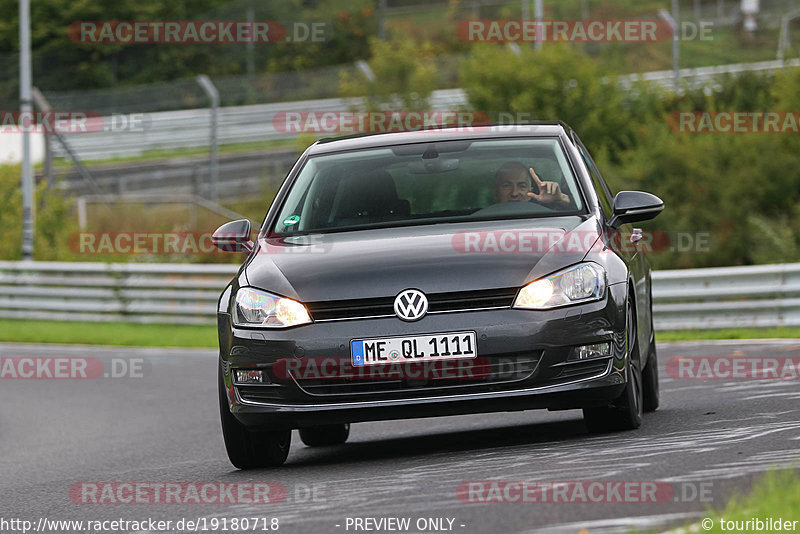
left=271, top=137, right=585, bottom=235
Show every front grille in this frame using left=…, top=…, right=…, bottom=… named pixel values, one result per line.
left=292, top=352, right=540, bottom=397
left=306, top=287, right=517, bottom=322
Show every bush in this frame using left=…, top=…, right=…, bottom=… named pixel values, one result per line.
left=0, top=164, right=78, bottom=261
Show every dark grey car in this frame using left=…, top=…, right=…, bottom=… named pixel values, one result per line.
left=213, top=124, right=663, bottom=468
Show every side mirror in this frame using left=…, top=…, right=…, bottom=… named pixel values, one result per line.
left=212, top=219, right=253, bottom=252
left=608, top=191, right=664, bottom=227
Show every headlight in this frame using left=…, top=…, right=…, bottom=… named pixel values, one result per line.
left=514, top=263, right=606, bottom=309
left=233, top=287, right=312, bottom=328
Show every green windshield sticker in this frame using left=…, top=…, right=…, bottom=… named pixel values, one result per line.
left=283, top=215, right=301, bottom=226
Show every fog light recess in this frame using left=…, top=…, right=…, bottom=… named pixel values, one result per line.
left=572, top=342, right=612, bottom=361
left=233, top=369, right=270, bottom=384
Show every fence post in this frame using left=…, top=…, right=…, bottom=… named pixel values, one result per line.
left=659, top=4, right=681, bottom=92
left=19, top=0, right=34, bottom=261
left=31, top=89, right=53, bottom=187
left=246, top=0, right=255, bottom=76
left=534, top=0, right=543, bottom=50
left=77, top=197, right=87, bottom=230
left=378, top=0, right=387, bottom=40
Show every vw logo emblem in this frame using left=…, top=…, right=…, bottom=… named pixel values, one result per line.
left=394, top=289, right=428, bottom=322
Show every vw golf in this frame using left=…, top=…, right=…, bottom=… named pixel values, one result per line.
left=214, top=124, right=663, bottom=468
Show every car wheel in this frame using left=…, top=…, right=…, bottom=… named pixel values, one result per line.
left=583, top=296, right=643, bottom=433
left=299, top=424, right=350, bottom=447
left=642, top=340, right=660, bottom=412
left=218, top=367, right=291, bottom=469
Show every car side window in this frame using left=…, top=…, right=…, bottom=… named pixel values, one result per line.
left=573, top=135, right=614, bottom=218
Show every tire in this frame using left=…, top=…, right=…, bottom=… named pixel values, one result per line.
left=299, top=424, right=350, bottom=447
left=642, top=279, right=660, bottom=413
left=642, top=340, right=660, bottom=412
left=583, top=296, right=644, bottom=433
left=218, top=367, right=291, bottom=469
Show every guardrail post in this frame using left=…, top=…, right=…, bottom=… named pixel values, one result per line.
left=32, top=88, right=53, bottom=188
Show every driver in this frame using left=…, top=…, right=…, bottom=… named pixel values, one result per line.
left=494, top=161, right=570, bottom=206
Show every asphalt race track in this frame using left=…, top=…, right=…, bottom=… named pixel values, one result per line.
left=1, top=340, right=799, bottom=534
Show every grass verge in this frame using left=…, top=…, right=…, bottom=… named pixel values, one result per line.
left=0, top=318, right=217, bottom=348
left=682, top=469, right=800, bottom=533
left=0, top=319, right=798, bottom=348
left=657, top=327, right=800, bottom=342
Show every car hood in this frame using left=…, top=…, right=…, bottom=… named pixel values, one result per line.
left=244, top=215, right=601, bottom=302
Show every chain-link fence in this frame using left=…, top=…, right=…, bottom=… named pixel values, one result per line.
left=3, top=0, right=800, bottom=112
left=36, top=64, right=361, bottom=115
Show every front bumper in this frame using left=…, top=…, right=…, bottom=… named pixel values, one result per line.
left=219, top=283, right=629, bottom=429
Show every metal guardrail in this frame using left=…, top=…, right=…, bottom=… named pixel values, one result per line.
left=652, top=262, right=800, bottom=330
left=615, top=58, right=800, bottom=91
left=54, top=60, right=800, bottom=161
left=0, top=261, right=236, bottom=325
left=1, top=261, right=799, bottom=329
left=50, top=148, right=300, bottom=198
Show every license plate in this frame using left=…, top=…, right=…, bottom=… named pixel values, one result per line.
left=351, top=331, right=477, bottom=366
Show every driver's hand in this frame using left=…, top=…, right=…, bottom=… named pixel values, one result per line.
left=527, top=168, right=570, bottom=205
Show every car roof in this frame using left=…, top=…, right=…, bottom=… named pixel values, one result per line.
left=306, top=123, right=571, bottom=155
